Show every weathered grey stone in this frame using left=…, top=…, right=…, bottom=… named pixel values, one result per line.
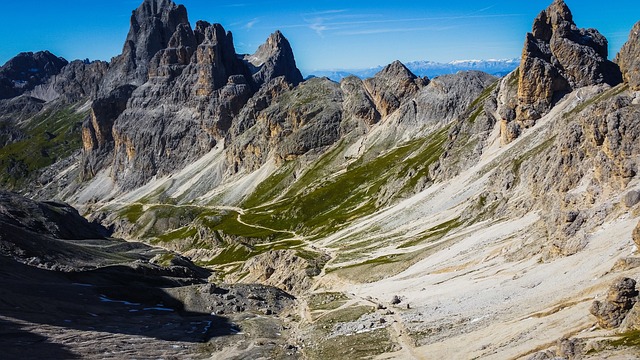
left=514, top=0, right=621, bottom=132
left=624, top=190, right=640, bottom=207
left=363, top=60, right=428, bottom=117
left=616, top=21, right=640, bottom=91
left=590, top=277, right=639, bottom=329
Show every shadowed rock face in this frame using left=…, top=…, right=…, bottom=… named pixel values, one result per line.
left=0, top=51, right=68, bottom=100
left=99, top=0, right=190, bottom=95
left=616, top=20, right=640, bottom=91
left=514, top=0, right=621, bottom=130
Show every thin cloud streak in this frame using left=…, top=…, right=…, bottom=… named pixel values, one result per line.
left=244, top=18, right=260, bottom=30
left=338, top=26, right=458, bottom=36
left=275, top=13, right=523, bottom=31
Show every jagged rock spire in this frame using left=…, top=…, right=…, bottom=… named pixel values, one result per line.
left=246, top=30, right=304, bottom=87
left=99, top=0, right=191, bottom=94
left=514, top=0, right=621, bottom=127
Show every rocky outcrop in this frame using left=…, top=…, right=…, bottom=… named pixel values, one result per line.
left=590, top=278, right=638, bottom=329
left=615, top=20, right=640, bottom=91
left=620, top=301, right=640, bottom=332
left=99, top=0, right=190, bottom=94
left=512, top=0, right=621, bottom=134
left=0, top=51, right=68, bottom=100
left=230, top=250, right=329, bottom=296
left=363, top=61, right=428, bottom=117
left=0, top=190, right=107, bottom=241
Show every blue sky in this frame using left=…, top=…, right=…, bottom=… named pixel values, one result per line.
left=0, top=1, right=638, bottom=73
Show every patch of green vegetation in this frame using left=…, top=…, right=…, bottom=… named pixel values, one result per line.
left=308, top=328, right=398, bottom=360
left=243, top=162, right=295, bottom=208
left=242, top=126, right=450, bottom=238
left=398, top=127, right=450, bottom=195
left=328, top=247, right=436, bottom=283
left=398, top=217, right=462, bottom=248
left=468, top=106, right=484, bottom=124
left=314, top=305, right=374, bottom=326
left=468, top=80, right=499, bottom=111
left=564, top=83, right=629, bottom=119
left=119, top=204, right=145, bottom=223
left=203, top=243, right=253, bottom=265
left=153, top=226, right=198, bottom=244
left=0, top=105, right=88, bottom=188
left=307, top=292, right=349, bottom=311
left=609, top=330, right=640, bottom=348
left=152, top=252, right=176, bottom=266
left=217, top=212, right=291, bottom=240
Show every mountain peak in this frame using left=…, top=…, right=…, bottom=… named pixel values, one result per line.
left=531, top=0, right=574, bottom=41
left=98, top=0, right=190, bottom=93
left=0, top=50, right=68, bottom=100
left=246, top=30, right=303, bottom=86
left=376, top=60, right=418, bottom=80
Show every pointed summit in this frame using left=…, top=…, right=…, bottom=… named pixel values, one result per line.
left=531, top=0, right=573, bottom=41
left=514, top=0, right=621, bottom=128
left=364, top=60, right=428, bottom=118
left=99, top=0, right=190, bottom=94
left=376, top=60, right=420, bottom=80
left=245, top=30, right=303, bottom=87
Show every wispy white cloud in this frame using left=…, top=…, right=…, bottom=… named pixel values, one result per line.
left=278, top=11, right=522, bottom=37
left=308, top=22, right=329, bottom=36
left=244, top=18, right=260, bottom=30
left=338, top=25, right=458, bottom=36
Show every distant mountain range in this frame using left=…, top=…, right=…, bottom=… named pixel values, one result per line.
left=306, top=58, right=520, bottom=81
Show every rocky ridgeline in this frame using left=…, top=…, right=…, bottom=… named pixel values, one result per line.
left=0, top=51, right=68, bottom=100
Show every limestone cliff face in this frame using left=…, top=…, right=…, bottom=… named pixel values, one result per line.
left=80, top=0, right=305, bottom=189
left=616, top=20, right=640, bottom=91
left=511, top=0, right=621, bottom=137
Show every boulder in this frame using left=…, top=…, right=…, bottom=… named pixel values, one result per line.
left=590, top=277, right=639, bottom=329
